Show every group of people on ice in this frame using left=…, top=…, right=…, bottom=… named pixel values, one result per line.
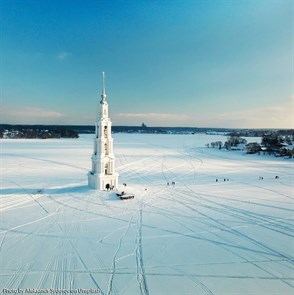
left=216, top=178, right=229, bottom=182
left=259, top=175, right=280, bottom=180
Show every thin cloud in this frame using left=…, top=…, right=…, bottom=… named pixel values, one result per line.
left=56, top=51, right=71, bottom=60
left=198, top=98, right=292, bottom=128
left=113, top=98, right=292, bottom=128
left=115, top=112, right=191, bottom=120
left=0, top=106, right=64, bottom=124
left=113, top=112, right=192, bottom=126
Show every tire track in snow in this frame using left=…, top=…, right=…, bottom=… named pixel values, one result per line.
left=201, top=202, right=294, bottom=238
left=0, top=214, right=53, bottom=256
left=237, top=179, right=293, bottom=200
left=69, top=254, right=77, bottom=289
left=8, top=181, right=49, bottom=214
left=159, top=154, right=294, bottom=287
left=17, top=262, right=34, bottom=288
left=163, top=185, right=294, bottom=287
left=52, top=258, right=59, bottom=290
left=156, top=212, right=215, bottom=294
left=177, top=190, right=294, bottom=238
left=136, top=208, right=149, bottom=295
left=163, top=189, right=294, bottom=288
left=3, top=185, right=102, bottom=291
left=203, top=194, right=293, bottom=235
left=46, top=194, right=132, bottom=225
left=198, top=192, right=293, bottom=214
left=106, top=215, right=134, bottom=295
left=174, top=188, right=294, bottom=262
left=212, top=230, right=294, bottom=288
left=162, top=195, right=293, bottom=287
left=170, top=266, right=214, bottom=295
left=195, top=148, right=294, bottom=199
left=55, top=222, right=103, bottom=292
left=3, top=153, right=88, bottom=172
left=3, top=263, right=25, bottom=289
left=52, top=198, right=92, bottom=290
left=68, top=189, right=88, bottom=290
left=2, top=267, right=293, bottom=280
left=161, top=159, right=294, bottom=263
left=37, top=255, right=56, bottom=289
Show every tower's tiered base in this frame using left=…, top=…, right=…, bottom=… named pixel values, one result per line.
left=88, top=172, right=118, bottom=190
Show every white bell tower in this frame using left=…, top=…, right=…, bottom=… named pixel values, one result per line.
left=88, top=72, right=119, bottom=190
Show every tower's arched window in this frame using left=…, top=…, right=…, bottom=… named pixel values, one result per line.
left=104, top=126, right=108, bottom=138
left=104, top=143, right=108, bottom=155
left=105, top=163, right=108, bottom=174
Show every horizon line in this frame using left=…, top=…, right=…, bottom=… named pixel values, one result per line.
left=0, top=123, right=292, bottom=131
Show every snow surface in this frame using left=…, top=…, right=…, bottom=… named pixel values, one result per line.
left=0, top=133, right=293, bottom=294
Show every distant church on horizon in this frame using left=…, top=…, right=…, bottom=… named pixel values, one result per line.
left=88, top=72, right=119, bottom=190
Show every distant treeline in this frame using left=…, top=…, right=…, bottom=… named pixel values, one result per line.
left=227, top=129, right=294, bottom=137
left=207, top=132, right=294, bottom=158
left=1, top=125, right=79, bottom=139
left=0, top=124, right=231, bottom=135
left=0, top=124, right=293, bottom=138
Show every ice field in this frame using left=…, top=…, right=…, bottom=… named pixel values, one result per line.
left=0, top=133, right=293, bottom=294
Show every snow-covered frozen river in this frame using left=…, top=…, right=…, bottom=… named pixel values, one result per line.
left=0, top=133, right=293, bottom=294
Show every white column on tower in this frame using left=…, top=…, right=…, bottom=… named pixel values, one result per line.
left=88, top=72, right=119, bottom=190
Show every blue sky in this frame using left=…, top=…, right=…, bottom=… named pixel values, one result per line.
left=0, top=0, right=292, bottom=128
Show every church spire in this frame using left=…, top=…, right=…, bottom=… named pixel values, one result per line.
left=88, top=71, right=118, bottom=190
left=101, top=71, right=107, bottom=103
